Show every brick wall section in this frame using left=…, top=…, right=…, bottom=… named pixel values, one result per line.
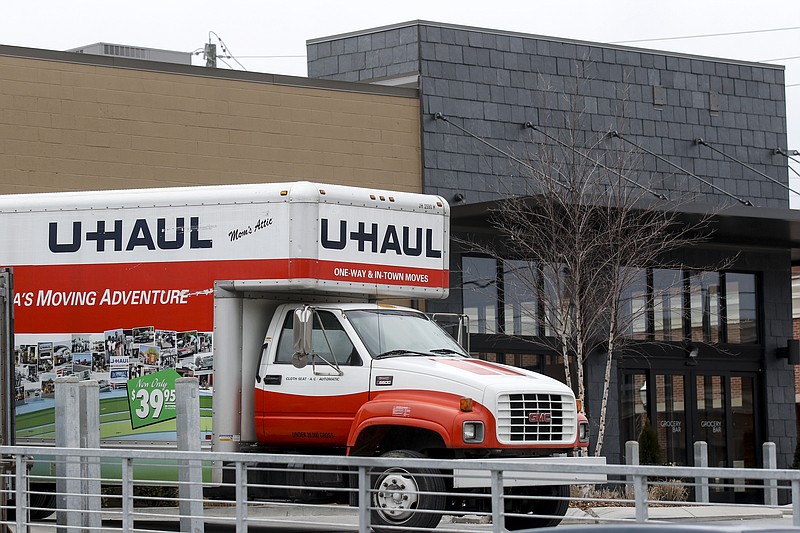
left=0, top=49, right=422, bottom=194
left=794, top=317, right=800, bottom=405
left=308, top=21, right=788, bottom=208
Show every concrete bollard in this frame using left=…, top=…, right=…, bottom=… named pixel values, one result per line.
left=176, top=377, right=204, bottom=533
left=55, top=376, right=81, bottom=532
left=763, top=442, right=778, bottom=506
left=79, top=380, right=101, bottom=531
left=625, top=440, right=640, bottom=494
left=694, top=441, right=709, bottom=503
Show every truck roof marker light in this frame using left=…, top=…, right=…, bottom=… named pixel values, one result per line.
left=459, top=397, right=473, bottom=412
left=379, top=196, right=385, bottom=201
left=370, top=195, right=377, bottom=200
left=319, top=189, right=326, bottom=195
left=280, top=190, right=288, bottom=196
left=436, top=201, right=443, bottom=207
left=389, top=197, right=395, bottom=202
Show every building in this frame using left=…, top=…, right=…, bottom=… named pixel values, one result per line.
left=307, top=21, right=800, bottom=499
left=1, top=20, right=799, bottom=503
left=0, top=43, right=421, bottom=194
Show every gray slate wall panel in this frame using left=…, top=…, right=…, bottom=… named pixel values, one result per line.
left=313, top=23, right=786, bottom=211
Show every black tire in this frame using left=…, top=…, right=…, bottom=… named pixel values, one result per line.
left=370, top=450, right=445, bottom=533
left=7, top=484, right=56, bottom=521
left=504, top=484, right=569, bottom=530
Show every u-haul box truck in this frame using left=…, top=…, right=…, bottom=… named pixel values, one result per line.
left=3, top=181, right=596, bottom=531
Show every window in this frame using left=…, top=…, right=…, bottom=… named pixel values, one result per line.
left=461, top=254, right=760, bottom=346
left=346, top=308, right=467, bottom=358
left=689, top=271, right=721, bottom=344
left=623, top=269, right=758, bottom=345
left=725, top=273, right=758, bottom=344
left=503, top=260, right=539, bottom=336
left=619, top=268, right=648, bottom=340
left=462, top=257, right=498, bottom=334
left=518, top=353, right=566, bottom=384
left=275, top=309, right=360, bottom=366
left=653, top=269, right=684, bottom=342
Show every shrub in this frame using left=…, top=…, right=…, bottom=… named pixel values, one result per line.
left=638, top=419, right=663, bottom=465
left=101, top=485, right=179, bottom=508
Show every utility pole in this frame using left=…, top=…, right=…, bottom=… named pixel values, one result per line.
left=204, top=42, right=217, bottom=68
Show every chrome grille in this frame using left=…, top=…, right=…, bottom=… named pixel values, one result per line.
left=496, top=393, right=577, bottom=444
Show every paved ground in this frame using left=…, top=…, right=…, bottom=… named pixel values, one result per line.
left=564, top=504, right=791, bottom=523
left=11, top=503, right=798, bottom=532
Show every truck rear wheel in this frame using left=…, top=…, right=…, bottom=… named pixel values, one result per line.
left=8, top=484, right=56, bottom=521
left=504, top=484, right=569, bottom=530
left=370, top=450, right=445, bottom=532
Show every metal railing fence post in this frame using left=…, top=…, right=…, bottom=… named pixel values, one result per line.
left=235, top=461, right=247, bottom=532
left=793, top=479, right=800, bottom=527
left=694, top=441, right=709, bottom=503
left=763, top=442, right=778, bottom=506
left=634, top=473, right=648, bottom=522
left=357, top=466, right=369, bottom=533
left=55, top=376, right=81, bottom=533
left=491, top=469, right=504, bottom=533
left=122, top=457, right=133, bottom=532
left=14, top=454, right=25, bottom=533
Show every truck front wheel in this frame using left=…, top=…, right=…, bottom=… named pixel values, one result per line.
left=370, top=450, right=445, bottom=532
left=504, top=484, right=570, bottom=530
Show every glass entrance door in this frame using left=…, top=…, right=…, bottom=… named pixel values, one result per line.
left=730, top=376, right=757, bottom=470
left=621, top=370, right=760, bottom=502
left=693, top=373, right=759, bottom=502
left=694, top=375, right=727, bottom=468
left=655, top=374, right=687, bottom=466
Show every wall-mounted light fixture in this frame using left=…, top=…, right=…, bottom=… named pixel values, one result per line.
left=685, top=343, right=699, bottom=366
left=776, top=339, right=800, bottom=365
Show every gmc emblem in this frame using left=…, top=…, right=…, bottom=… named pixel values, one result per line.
left=528, top=412, right=552, bottom=423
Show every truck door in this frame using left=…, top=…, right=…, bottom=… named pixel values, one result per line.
left=255, top=306, right=369, bottom=448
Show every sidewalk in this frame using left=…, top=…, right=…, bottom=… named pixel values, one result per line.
left=563, top=504, right=790, bottom=524
left=36, top=503, right=794, bottom=531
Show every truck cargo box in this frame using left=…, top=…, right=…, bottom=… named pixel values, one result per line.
left=0, top=181, right=450, bottom=334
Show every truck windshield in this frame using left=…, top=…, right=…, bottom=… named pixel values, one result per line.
left=345, top=309, right=469, bottom=359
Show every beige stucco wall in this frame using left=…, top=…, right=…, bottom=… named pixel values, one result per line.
left=0, top=52, right=421, bottom=194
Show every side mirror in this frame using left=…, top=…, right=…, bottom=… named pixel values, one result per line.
left=291, top=352, right=308, bottom=369
left=292, top=306, right=314, bottom=369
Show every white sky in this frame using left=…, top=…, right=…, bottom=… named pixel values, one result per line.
left=2, top=0, right=799, bottom=204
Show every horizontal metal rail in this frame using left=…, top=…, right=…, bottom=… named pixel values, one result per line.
left=1, top=445, right=798, bottom=532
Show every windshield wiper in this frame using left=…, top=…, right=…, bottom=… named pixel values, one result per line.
left=376, top=349, right=432, bottom=359
left=429, top=348, right=466, bottom=356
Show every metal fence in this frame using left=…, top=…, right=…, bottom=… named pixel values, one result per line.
left=2, top=444, right=800, bottom=533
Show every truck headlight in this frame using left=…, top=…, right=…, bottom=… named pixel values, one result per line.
left=462, top=421, right=484, bottom=443
left=579, top=420, right=589, bottom=443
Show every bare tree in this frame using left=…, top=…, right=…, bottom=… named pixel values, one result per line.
left=460, top=66, right=723, bottom=455
left=486, top=140, right=719, bottom=455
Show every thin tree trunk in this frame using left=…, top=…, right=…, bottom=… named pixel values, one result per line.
left=560, top=331, right=572, bottom=392
left=594, top=305, right=617, bottom=457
